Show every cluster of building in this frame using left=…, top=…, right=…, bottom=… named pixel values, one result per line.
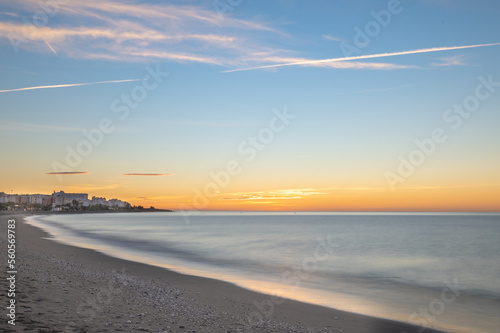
left=0, top=190, right=130, bottom=211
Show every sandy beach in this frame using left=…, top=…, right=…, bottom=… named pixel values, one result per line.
left=1, top=214, right=448, bottom=333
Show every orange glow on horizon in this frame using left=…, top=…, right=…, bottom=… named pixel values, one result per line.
left=4, top=176, right=499, bottom=213
left=132, top=185, right=500, bottom=213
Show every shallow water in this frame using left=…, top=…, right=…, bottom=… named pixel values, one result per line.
left=27, top=212, right=500, bottom=333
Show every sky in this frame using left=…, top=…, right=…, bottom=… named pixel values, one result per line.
left=0, top=0, right=499, bottom=212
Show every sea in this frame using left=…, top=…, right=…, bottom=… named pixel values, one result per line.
left=26, top=212, right=500, bottom=333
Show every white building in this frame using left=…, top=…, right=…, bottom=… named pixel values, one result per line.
left=29, top=194, right=51, bottom=205
left=81, top=199, right=92, bottom=208
left=2, top=190, right=130, bottom=211
left=108, top=198, right=127, bottom=208
left=91, top=196, right=107, bottom=205
left=52, top=190, right=88, bottom=201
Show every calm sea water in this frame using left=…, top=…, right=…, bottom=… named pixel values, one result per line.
left=27, top=212, right=500, bottom=333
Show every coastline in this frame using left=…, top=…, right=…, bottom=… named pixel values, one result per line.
left=1, top=214, right=449, bottom=333
left=0, top=209, right=173, bottom=216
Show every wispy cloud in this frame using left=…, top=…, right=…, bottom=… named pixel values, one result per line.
left=0, top=79, right=141, bottom=93
left=223, top=189, right=326, bottom=201
left=122, top=173, right=174, bottom=176
left=0, top=12, right=20, bottom=18
left=0, top=0, right=284, bottom=66
left=2, top=1, right=496, bottom=72
left=223, top=43, right=500, bottom=73
left=223, top=185, right=487, bottom=201
left=432, top=55, right=467, bottom=67
left=46, top=172, right=89, bottom=175
left=322, top=34, right=344, bottom=42
left=237, top=55, right=414, bottom=71
left=51, top=0, right=277, bottom=33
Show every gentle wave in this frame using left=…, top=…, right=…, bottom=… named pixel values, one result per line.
left=26, top=212, right=500, bottom=333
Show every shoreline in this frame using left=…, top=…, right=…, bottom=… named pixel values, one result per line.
left=0, top=209, right=174, bottom=216
left=2, top=214, right=449, bottom=333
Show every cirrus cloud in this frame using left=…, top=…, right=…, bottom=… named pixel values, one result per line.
left=1, top=0, right=491, bottom=72
left=223, top=189, right=326, bottom=201
left=223, top=43, right=500, bottom=72
left=0, top=0, right=284, bottom=67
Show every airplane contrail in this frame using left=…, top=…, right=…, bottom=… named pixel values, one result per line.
left=0, top=79, right=142, bottom=93
left=43, top=39, right=58, bottom=56
left=223, top=42, right=500, bottom=73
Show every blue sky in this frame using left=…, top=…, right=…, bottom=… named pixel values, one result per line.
left=1, top=0, right=499, bottom=211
